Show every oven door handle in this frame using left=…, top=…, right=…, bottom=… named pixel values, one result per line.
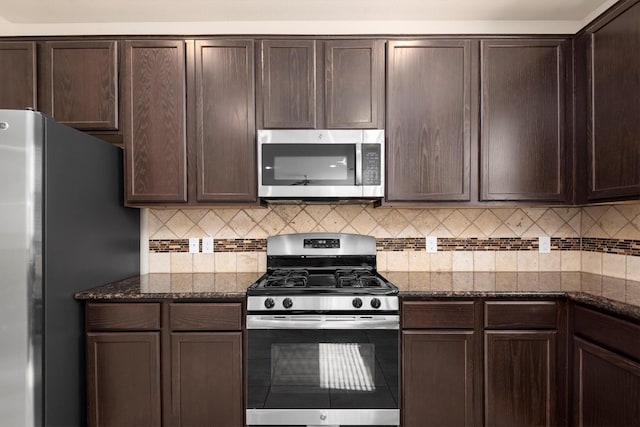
left=246, top=314, right=399, bottom=330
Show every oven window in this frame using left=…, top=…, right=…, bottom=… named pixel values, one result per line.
left=262, top=144, right=356, bottom=186
left=248, top=329, right=398, bottom=410
left=272, top=343, right=375, bottom=391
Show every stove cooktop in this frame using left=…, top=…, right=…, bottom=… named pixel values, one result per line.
left=247, top=268, right=398, bottom=296
left=247, top=233, right=399, bottom=312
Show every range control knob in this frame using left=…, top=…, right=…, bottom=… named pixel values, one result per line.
left=370, top=298, right=382, bottom=309
left=264, top=298, right=275, bottom=309
left=283, top=298, right=293, bottom=309
left=352, top=297, right=363, bottom=308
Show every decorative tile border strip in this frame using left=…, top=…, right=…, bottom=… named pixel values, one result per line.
left=376, top=237, right=582, bottom=251
left=150, top=237, right=590, bottom=253
left=214, top=239, right=267, bottom=252
left=149, top=239, right=267, bottom=253
left=149, top=237, right=584, bottom=256
left=375, top=238, right=425, bottom=251
left=581, top=237, right=640, bottom=256
left=149, top=240, right=190, bottom=253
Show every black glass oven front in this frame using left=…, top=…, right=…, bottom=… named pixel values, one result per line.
left=247, top=328, right=399, bottom=411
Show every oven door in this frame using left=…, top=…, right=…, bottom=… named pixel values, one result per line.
left=246, top=314, right=399, bottom=426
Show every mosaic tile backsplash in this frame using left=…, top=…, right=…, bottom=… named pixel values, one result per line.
left=145, top=203, right=640, bottom=281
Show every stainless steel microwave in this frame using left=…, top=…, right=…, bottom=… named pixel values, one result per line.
left=257, top=129, right=385, bottom=200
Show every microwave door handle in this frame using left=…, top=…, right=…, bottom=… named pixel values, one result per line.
left=355, top=142, right=362, bottom=185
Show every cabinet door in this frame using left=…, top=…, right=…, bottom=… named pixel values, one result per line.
left=402, top=331, right=476, bottom=427
left=194, top=39, right=256, bottom=202
left=480, top=39, right=569, bottom=202
left=0, top=41, right=37, bottom=109
left=325, top=40, right=384, bottom=129
left=387, top=40, right=472, bottom=201
left=260, top=40, right=316, bottom=128
left=588, top=2, right=640, bottom=200
left=485, top=331, right=556, bottom=427
left=170, top=332, right=243, bottom=427
left=42, top=40, right=118, bottom=130
left=86, top=332, right=161, bottom=427
left=123, top=40, right=187, bottom=203
left=573, top=337, right=640, bottom=427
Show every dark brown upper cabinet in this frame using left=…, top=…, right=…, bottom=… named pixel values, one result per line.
left=386, top=40, right=472, bottom=202
left=42, top=40, right=118, bottom=131
left=480, top=39, right=570, bottom=202
left=123, top=40, right=187, bottom=204
left=259, top=39, right=316, bottom=129
left=587, top=1, right=640, bottom=201
left=258, top=39, right=384, bottom=129
left=324, top=40, right=385, bottom=128
left=192, top=39, right=257, bottom=203
left=0, top=41, right=37, bottom=110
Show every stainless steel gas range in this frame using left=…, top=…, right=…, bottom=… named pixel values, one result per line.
left=246, top=233, right=399, bottom=427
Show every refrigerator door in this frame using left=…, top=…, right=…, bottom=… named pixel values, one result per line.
left=0, top=109, right=43, bottom=427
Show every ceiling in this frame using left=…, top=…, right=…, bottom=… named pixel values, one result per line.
left=0, top=0, right=619, bottom=36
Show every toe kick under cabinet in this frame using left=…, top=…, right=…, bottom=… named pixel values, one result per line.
left=85, top=301, right=244, bottom=427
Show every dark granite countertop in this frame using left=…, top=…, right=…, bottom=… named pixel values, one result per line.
left=74, top=271, right=640, bottom=321
left=389, top=271, right=640, bottom=320
left=74, top=272, right=263, bottom=300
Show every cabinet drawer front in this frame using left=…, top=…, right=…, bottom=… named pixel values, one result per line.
left=484, top=301, right=557, bottom=329
left=574, top=305, right=640, bottom=361
left=402, top=301, right=475, bottom=329
left=169, top=303, right=242, bottom=331
left=86, top=303, right=161, bottom=331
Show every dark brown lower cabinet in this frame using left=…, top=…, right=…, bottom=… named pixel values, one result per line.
left=402, top=331, right=476, bottom=427
left=572, top=304, right=640, bottom=426
left=401, top=299, right=563, bottom=427
left=573, top=338, right=640, bottom=427
left=86, top=332, right=161, bottom=427
left=484, top=331, right=557, bottom=427
left=85, top=301, right=244, bottom=427
left=170, top=332, right=243, bottom=427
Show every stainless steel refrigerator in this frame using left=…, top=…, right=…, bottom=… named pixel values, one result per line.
left=0, top=110, right=140, bottom=426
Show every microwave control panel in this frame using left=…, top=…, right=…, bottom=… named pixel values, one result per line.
left=362, top=144, right=381, bottom=185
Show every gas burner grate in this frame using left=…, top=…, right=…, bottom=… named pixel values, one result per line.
left=335, top=269, right=382, bottom=288
left=264, top=269, right=309, bottom=288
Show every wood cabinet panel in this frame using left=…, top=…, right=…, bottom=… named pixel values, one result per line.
left=485, top=331, right=556, bottom=427
left=260, top=40, right=316, bottom=128
left=86, top=303, right=161, bottom=331
left=402, top=331, right=476, bottom=427
left=386, top=40, right=471, bottom=201
left=170, top=332, right=243, bottom=427
left=402, top=301, right=476, bottom=329
left=169, top=302, right=242, bottom=331
left=123, top=40, right=187, bottom=203
left=588, top=1, right=640, bottom=200
left=42, top=40, right=118, bottom=130
left=573, top=337, right=640, bottom=427
left=480, top=39, right=568, bottom=201
left=325, top=39, right=384, bottom=128
left=484, top=301, right=557, bottom=329
left=573, top=304, right=640, bottom=361
left=0, top=41, right=37, bottom=110
left=86, top=332, right=161, bottom=427
left=194, top=39, right=256, bottom=202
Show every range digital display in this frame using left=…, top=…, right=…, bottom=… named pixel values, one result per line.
left=303, top=238, right=340, bottom=249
